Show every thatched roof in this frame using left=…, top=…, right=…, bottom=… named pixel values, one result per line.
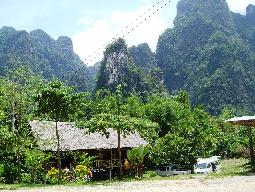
left=225, top=116, right=255, bottom=127
left=29, top=120, right=147, bottom=151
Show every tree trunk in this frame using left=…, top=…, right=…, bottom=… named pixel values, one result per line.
left=55, top=121, right=62, bottom=182
left=190, top=159, right=196, bottom=174
left=118, top=130, right=123, bottom=177
left=248, top=127, right=255, bottom=172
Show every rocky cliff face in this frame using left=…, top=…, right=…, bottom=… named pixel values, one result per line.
left=96, top=39, right=129, bottom=89
left=232, top=4, right=255, bottom=51
left=128, top=43, right=156, bottom=71
left=247, top=4, right=255, bottom=18
left=96, top=38, right=166, bottom=98
left=174, top=0, right=235, bottom=32
left=105, top=48, right=129, bottom=85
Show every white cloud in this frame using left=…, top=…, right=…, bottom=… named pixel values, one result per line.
left=72, top=0, right=255, bottom=66
left=72, top=5, right=167, bottom=66
left=227, top=0, right=255, bottom=14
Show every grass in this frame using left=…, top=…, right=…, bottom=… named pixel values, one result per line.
left=206, top=158, right=253, bottom=179
left=0, top=158, right=253, bottom=190
left=0, top=183, right=47, bottom=190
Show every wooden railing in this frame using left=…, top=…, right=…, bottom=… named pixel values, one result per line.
left=94, top=159, right=120, bottom=168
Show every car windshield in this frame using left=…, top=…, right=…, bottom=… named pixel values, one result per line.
left=159, top=167, right=166, bottom=171
left=195, top=163, right=207, bottom=169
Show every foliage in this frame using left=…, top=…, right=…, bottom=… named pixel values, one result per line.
left=34, top=79, right=79, bottom=182
left=46, top=167, right=59, bottom=184
left=0, top=68, right=44, bottom=183
left=143, top=170, right=158, bottom=179
left=34, top=79, right=78, bottom=121
left=67, top=152, right=97, bottom=168
left=148, top=96, right=221, bottom=171
left=24, top=149, right=51, bottom=183
left=128, top=43, right=157, bottom=70
left=232, top=5, right=255, bottom=52
left=127, top=145, right=149, bottom=165
left=75, top=165, right=88, bottom=181
left=1, top=163, right=20, bottom=184
left=21, top=173, right=31, bottom=184
left=0, top=164, right=4, bottom=178
left=80, top=86, right=159, bottom=143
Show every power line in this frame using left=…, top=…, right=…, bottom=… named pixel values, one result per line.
left=84, top=1, right=162, bottom=64
left=82, top=0, right=173, bottom=66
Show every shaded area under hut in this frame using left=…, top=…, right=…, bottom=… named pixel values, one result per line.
left=226, top=116, right=255, bottom=172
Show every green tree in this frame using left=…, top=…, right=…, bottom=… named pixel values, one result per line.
left=24, top=149, right=51, bottom=183
left=81, top=85, right=158, bottom=177
left=34, top=79, right=78, bottom=182
left=148, top=96, right=220, bottom=172
left=0, top=67, right=43, bottom=183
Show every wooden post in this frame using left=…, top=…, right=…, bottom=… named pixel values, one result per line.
left=248, top=127, right=255, bottom=172
left=109, top=148, right=112, bottom=180
left=118, top=130, right=123, bottom=177
left=55, top=121, right=62, bottom=182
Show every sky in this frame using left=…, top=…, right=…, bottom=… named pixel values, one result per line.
left=0, top=0, right=255, bottom=66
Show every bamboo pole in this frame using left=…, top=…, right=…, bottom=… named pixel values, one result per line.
left=248, top=127, right=255, bottom=172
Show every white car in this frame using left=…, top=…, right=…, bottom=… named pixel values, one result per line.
left=194, top=158, right=214, bottom=174
left=156, top=164, right=191, bottom=176
left=194, top=156, right=221, bottom=174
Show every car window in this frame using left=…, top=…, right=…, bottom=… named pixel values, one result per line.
left=159, top=167, right=166, bottom=171
left=171, top=165, right=177, bottom=170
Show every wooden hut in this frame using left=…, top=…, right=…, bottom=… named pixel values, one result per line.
left=29, top=120, right=147, bottom=176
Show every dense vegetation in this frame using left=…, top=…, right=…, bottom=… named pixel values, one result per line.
left=0, top=65, right=252, bottom=184
left=128, top=43, right=157, bottom=71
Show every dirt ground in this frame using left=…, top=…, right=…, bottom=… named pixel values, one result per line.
left=2, top=176, right=255, bottom=192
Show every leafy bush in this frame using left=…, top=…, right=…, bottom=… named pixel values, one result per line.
left=0, top=164, right=4, bottom=177
left=66, top=151, right=97, bottom=168
left=127, top=145, right=149, bottom=165
left=46, top=167, right=59, bottom=184
left=21, top=173, right=31, bottom=183
left=0, top=164, right=4, bottom=182
left=143, top=171, right=157, bottom=178
left=75, top=165, right=88, bottom=181
left=2, top=163, right=19, bottom=184
left=24, top=149, right=51, bottom=183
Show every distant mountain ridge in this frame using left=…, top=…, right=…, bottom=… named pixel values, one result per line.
left=155, top=0, right=255, bottom=114
left=1, top=1, right=255, bottom=114
left=0, top=26, right=95, bottom=91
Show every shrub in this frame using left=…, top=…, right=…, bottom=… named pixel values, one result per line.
left=0, top=164, right=4, bottom=182
left=46, top=167, right=59, bottom=184
left=21, top=173, right=32, bottom=183
left=2, top=163, right=19, bottom=183
left=75, top=165, right=88, bottom=181
left=143, top=171, right=157, bottom=178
